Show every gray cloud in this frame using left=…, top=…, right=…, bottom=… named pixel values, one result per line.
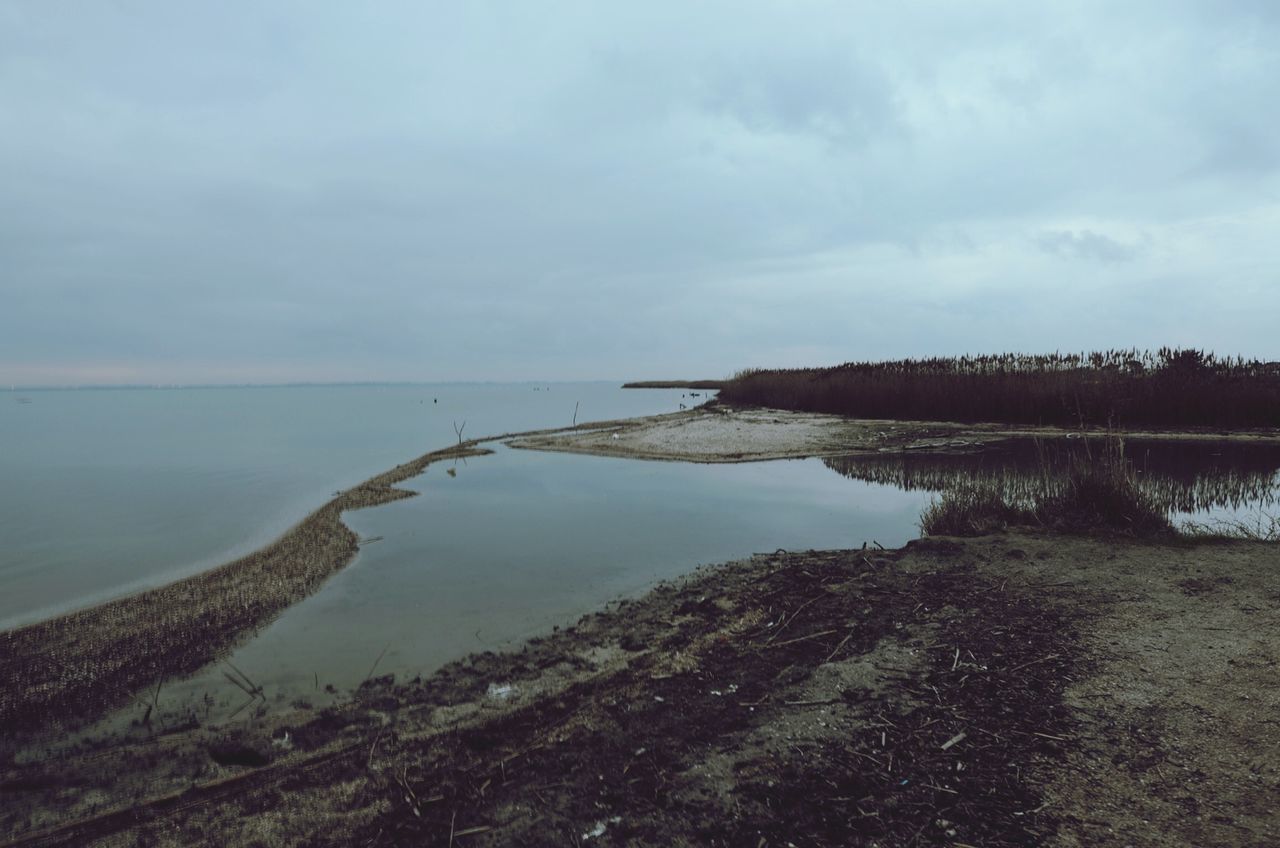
left=1, top=1, right=1278, bottom=385
left=1034, top=230, right=1141, bottom=263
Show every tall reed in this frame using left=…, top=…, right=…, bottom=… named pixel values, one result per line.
left=720, top=349, right=1280, bottom=429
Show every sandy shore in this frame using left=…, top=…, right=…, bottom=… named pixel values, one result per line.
left=507, top=403, right=1280, bottom=463
left=3, top=531, right=1276, bottom=846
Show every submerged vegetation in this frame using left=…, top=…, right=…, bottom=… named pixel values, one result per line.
left=721, top=348, right=1280, bottom=428
left=920, top=437, right=1174, bottom=537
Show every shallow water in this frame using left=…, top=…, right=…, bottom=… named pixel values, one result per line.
left=0, top=383, right=691, bottom=629
left=146, top=432, right=1280, bottom=724
left=7, top=386, right=1279, bottom=737
left=150, top=444, right=931, bottom=723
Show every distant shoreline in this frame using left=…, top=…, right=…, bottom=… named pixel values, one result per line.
left=621, top=379, right=724, bottom=389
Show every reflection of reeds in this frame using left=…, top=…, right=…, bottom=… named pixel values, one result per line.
left=722, top=348, right=1280, bottom=428
left=919, top=437, right=1172, bottom=536
left=825, top=438, right=1280, bottom=516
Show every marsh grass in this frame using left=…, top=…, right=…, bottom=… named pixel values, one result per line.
left=1182, top=510, right=1280, bottom=542
left=721, top=348, right=1280, bottom=428
left=921, top=436, right=1174, bottom=537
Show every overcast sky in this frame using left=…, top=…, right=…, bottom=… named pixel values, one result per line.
left=2, top=2, right=1278, bottom=385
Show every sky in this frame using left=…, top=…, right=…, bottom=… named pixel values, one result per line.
left=2, top=1, right=1278, bottom=386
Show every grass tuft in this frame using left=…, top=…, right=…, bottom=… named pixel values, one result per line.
left=921, top=437, right=1174, bottom=537
left=1182, top=510, right=1280, bottom=542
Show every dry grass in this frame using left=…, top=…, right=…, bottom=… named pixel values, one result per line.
left=721, top=348, right=1280, bottom=428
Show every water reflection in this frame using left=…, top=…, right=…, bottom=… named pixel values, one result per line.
left=823, top=438, right=1280, bottom=516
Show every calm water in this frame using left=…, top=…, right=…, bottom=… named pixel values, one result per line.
left=140, top=433, right=1279, bottom=727
left=0, top=383, right=691, bottom=629
left=5, top=385, right=1278, bottom=733
left=146, top=443, right=932, bottom=724
left=824, top=438, right=1280, bottom=522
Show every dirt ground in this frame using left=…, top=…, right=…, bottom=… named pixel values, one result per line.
left=3, top=530, right=1277, bottom=847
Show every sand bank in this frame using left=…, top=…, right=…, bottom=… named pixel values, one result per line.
left=508, top=403, right=1280, bottom=463
left=0, top=443, right=492, bottom=738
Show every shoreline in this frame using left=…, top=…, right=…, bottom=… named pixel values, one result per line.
left=4, top=530, right=1276, bottom=846
left=0, top=411, right=689, bottom=740
left=4, top=403, right=1277, bottom=739
left=0, top=442, right=493, bottom=738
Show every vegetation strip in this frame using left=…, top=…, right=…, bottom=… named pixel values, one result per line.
left=719, top=348, right=1280, bottom=429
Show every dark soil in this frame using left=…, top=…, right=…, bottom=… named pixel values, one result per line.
left=3, top=532, right=1276, bottom=847
left=353, top=541, right=1079, bottom=847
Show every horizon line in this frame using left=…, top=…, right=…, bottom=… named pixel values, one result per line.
left=2, top=378, right=694, bottom=392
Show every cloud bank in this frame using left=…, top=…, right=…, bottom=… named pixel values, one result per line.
left=2, top=1, right=1277, bottom=384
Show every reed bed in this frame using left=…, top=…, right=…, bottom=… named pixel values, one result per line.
left=720, top=348, right=1280, bottom=428
left=920, top=437, right=1173, bottom=537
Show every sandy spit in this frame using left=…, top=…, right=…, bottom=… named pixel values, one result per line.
left=507, top=403, right=1280, bottom=463
left=0, top=443, right=492, bottom=738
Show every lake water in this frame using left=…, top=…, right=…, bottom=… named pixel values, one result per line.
left=4, top=384, right=1278, bottom=732
left=171, top=445, right=930, bottom=720
left=0, top=383, right=693, bottom=629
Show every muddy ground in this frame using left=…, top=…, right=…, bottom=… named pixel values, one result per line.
left=3, top=530, right=1277, bottom=847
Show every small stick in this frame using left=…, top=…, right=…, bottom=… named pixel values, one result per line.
left=227, top=695, right=256, bottom=719
left=764, top=629, right=839, bottom=649
left=448, top=810, right=457, bottom=847
left=822, top=631, right=855, bottom=664
left=365, top=643, right=391, bottom=682
left=224, top=661, right=263, bottom=698
left=223, top=671, right=255, bottom=698
left=1009, top=653, right=1060, bottom=672
left=368, top=727, right=385, bottom=769
left=453, top=826, right=492, bottom=838
left=764, top=595, right=824, bottom=644
left=941, top=731, right=967, bottom=750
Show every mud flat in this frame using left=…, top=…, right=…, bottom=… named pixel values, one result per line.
left=3, top=531, right=1277, bottom=846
